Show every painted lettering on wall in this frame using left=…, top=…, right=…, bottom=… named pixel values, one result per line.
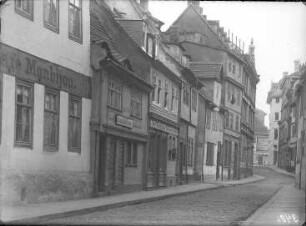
left=0, top=43, right=91, bottom=98
left=150, top=120, right=178, bottom=135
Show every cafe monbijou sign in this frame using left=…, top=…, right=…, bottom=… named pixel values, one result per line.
left=0, top=43, right=91, bottom=98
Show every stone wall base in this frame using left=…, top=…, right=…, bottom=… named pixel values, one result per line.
left=0, top=169, right=93, bottom=205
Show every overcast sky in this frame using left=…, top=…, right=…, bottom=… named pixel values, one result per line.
left=149, top=1, right=306, bottom=126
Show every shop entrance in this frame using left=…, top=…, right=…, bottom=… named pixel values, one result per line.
left=147, top=131, right=167, bottom=188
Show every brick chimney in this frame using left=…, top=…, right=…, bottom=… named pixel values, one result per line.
left=294, top=60, right=300, bottom=72
left=188, top=1, right=203, bottom=14
left=139, top=0, right=148, bottom=12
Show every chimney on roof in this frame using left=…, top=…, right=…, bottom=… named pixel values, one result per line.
left=283, top=71, right=289, bottom=77
left=139, top=0, right=149, bottom=12
left=294, top=60, right=300, bottom=72
left=188, top=1, right=203, bottom=14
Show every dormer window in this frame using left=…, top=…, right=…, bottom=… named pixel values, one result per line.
left=146, top=33, right=156, bottom=58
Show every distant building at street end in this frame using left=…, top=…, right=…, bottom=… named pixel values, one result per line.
left=253, top=109, right=269, bottom=166
left=266, top=80, right=283, bottom=166
left=164, top=2, right=259, bottom=180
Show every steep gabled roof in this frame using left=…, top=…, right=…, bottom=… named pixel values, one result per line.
left=116, top=19, right=144, bottom=47
left=91, top=13, right=126, bottom=63
left=188, top=62, right=223, bottom=80
left=166, top=3, right=226, bottom=49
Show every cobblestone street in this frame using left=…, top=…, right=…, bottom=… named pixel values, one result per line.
left=46, top=167, right=294, bottom=225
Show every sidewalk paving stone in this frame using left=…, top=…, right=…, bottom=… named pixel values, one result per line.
left=0, top=175, right=264, bottom=224
left=241, top=184, right=305, bottom=226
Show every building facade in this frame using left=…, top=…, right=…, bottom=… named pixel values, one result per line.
left=266, top=81, right=283, bottom=166
left=165, top=1, right=259, bottom=180
left=189, top=63, right=224, bottom=182
left=0, top=0, right=92, bottom=204
left=253, top=109, right=269, bottom=166
left=90, top=0, right=155, bottom=195
left=293, top=67, right=306, bottom=190
left=103, top=0, right=183, bottom=189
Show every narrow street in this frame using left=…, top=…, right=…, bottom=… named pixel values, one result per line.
left=46, top=167, right=295, bottom=225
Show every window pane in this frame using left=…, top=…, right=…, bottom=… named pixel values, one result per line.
left=133, top=143, right=137, bottom=164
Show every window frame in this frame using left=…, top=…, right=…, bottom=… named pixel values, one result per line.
left=191, top=88, right=197, bottom=111
left=15, top=80, right=34, bottom=148
left=15, top=0, right=34, bottom=21
left=0, top=75, right=2, bottom=144
left=68, top=0, right=83, bottom=44
left=126, top=141, right=138, bottom=167
left=157, top=79, right=162, bottom=105
left=187, top=138, right=194, bottom=166
left=206, top=142, right=214, bottom=166
left=234, top=115, right=238, bottom=132
left=206, top=109, right=211, bottom=129
left=68, top=94, right=82, bottom=153
left=164, top=81, right=169, bottom=109
left=108, top=79, right=123, bottom=111
left=275, top=112, right=279, bottom=121
left=43, top=0, right=59, bottom=33
left=131, top=88, right=142, bottom=119
left=274, top=128, right=278, bottom=140
left=151, top=75, right=157, bottom=102
left=275, top=97, right=280, bottom=103
left=43, top=88, right=60, bottom=151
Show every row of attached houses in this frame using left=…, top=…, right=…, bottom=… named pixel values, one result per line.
left=0, top=0, right=258, bottom=204
left=267, top=60, right=306, bottom=190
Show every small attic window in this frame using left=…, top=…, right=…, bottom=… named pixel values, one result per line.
left=122, top=59, right=133, bottom=71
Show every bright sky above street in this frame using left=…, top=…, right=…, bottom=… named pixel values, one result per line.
left=149, top=1, right=306, bottom=126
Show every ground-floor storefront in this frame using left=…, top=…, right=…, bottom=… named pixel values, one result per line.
left=95, top=130, right=147, bottom=195
left=253, top=153, right=269, bottom=166
left=279, top=144, right=296, bottom=173
left=146, top=118, right=179, bottom=189
left=223, top=133, right=240, bottom=180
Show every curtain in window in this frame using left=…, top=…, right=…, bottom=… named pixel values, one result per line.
left=45, top=0, right=57, bottom=27
left=16, top=85, right=31, bottom=143
left=69, top=98, right=81, bottom=151
left=69, top=0, right=81, bottom=38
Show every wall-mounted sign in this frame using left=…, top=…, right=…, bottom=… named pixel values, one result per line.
left=150, top=120, right=178, bottom=136
left=0, top=43, right=91, bottom=98
left=116, top=115, right=133, bottom=129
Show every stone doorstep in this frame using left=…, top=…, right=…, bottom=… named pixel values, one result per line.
left=1, top=175, right=265, bottom=224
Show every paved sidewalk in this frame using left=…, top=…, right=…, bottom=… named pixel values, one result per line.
left=269, top=166, right=295, bottom=178
left=0, top=175, right=264, bottom=224
left=241, top=184, right=305, bottom=226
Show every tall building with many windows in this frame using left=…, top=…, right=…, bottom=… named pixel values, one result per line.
left=165, top=1, right=259, bottom=180
left=267, top=80, right=283, bottom=166
left=0, top=0, right=92, bottom=204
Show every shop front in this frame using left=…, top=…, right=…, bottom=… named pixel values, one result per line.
left=97, top=121, right=148, bottom=195
left=147, top=118, right=179, bottom=188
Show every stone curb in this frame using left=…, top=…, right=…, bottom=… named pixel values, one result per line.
left=238, top=186, right=283, bottom=226
left=3, top=175, right=265, bottom=224
left=268, top=166, right=295, bottom=178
